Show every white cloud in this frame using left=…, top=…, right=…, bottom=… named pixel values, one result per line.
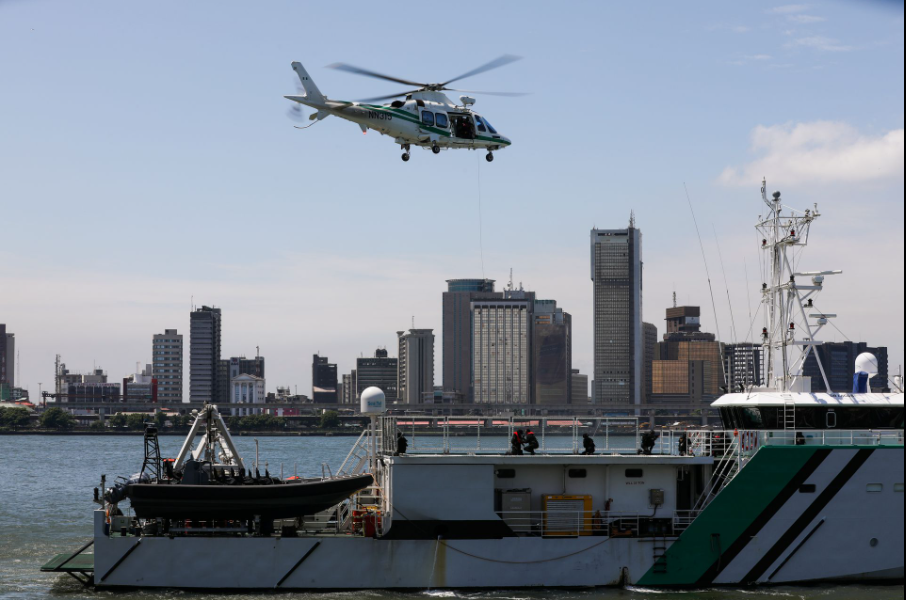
left=788, top=36, right=853, bottom=52
left=787, top=14, right=826, bottom=23
left=748, top=54, right=773, bottom=61
left=769, top=4, right=809, bottom=14
left=718, top=121, right=905, bottom=186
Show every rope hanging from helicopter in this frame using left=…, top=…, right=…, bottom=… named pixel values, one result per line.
left=476, top=153, right=486, bottom=279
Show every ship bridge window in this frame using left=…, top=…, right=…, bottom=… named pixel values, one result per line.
left=435, top=113, right=448, bottom=128
left=421, top=111, right=435, bottom=127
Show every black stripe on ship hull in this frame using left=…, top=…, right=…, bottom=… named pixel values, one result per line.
left=742, top=448, right=875, bottom=584
left=696, top=449, right=831, bottom=586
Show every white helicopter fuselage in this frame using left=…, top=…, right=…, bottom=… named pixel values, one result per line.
left=286, top=63, right=512, bottom=155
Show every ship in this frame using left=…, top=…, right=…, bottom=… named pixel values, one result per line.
left=45, top=181, right=903, bottom=589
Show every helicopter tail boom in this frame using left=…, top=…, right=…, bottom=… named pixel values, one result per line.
left=291, top=61, right=326, bottom=105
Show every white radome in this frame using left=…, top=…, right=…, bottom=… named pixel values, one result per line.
left=360, top=387, right=387, bottom=415
left=855, top=352, right=879, bottom=377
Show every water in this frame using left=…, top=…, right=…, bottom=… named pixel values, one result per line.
left=0, top=435, right=900, bottom=600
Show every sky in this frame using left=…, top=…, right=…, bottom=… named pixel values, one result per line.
left=0, top=1, right=903, bottom=399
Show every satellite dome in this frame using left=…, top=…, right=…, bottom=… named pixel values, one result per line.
left=855, top=353, right=879, bottom=378
left=360, top=387, right=387, bottom=415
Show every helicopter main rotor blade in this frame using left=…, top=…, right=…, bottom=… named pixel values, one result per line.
left=441, top=55, right=522, bottom=87
left=445, top=89, right=530, bottom=97
left=327, top=63, right=427, bottom=88
left=357, top=90, right=422, bottom=103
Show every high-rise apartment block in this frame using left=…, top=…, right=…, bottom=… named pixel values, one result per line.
left=152, top=329, right=183, bottom=403
left=397, top=329, right=435, bottom=405
left=356, top=349, right=398, bottom=401
left=724, top=343, right=763, bottom=391
left=342, top=371, right=357, bottom=404
left=804, top=341, right=889, bottom=393
left=0, top=324, right=13, bottom=389
left=591, top=222, right=644, bottom=405
left=532, top=300, right=572, bottom=405
left=443, top=279, right=502, bottom=399
left=312, top=354, right=338, bottom=403
left=190, top=306, right=222, bottom=403
left=471, top=290, right=534, bottom=404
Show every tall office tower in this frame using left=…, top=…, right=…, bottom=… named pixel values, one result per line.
left=152, top=329, right=184, bottom=403
left=312, top=354, right=338, bottom=403
left=803, top=341, right=890, bottom=393
left=724, top=343, right=763, bottom=391
left=591, top=220, right=643, bottom=405
left=356, top=349, right=398, bottom=401
left=472, top=290, right=534, bottom=404
left=443, top=279, right=503, bottom=400
left=532, top=300, right=572, bottom=405
left=397, top=329, right=435, bottom=405
left=571, top=369, right=589, bottom=404
left=0, top=324, right=13, bottom=389
left=642, top=322, right=658, bottom=404
left=190, top=306, right=222, bottom=403
left=651, top=305, right=724, bottom=405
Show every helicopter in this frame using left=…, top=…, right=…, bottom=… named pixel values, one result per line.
left=284, top=56, right=524, bottom=162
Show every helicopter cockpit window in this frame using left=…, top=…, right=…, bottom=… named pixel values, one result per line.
left=435, top=113, right=449, bottom=128
left=422, top=111, right=435, bottom=127
left=474, top=116, right=488, bottom=133
left=483, top=118, right=498, bottom=134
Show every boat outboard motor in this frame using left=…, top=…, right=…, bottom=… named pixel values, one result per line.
left=105, top=473, right=150, bottom=503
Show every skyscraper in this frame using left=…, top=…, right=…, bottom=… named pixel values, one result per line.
left=312, top=354, right=338, bottom=403
left=152, top=329, right=183, bottom=403
left=571, top=369, right=589, bottom=404
left=190, top=306, right=222, bottom=403
left=0, top=324, right=14, bottom=389
left=397, top=329, right=435, bottom=405
left=651, top=305, right=724, bottom=405
left=591, top=220, right=643, bottom=405
left=443, top=279, right=502, bottom=400
left=357, top=349, right=398, bottom=401
left=642, top=322, right=658, bottom=404
left=472, top=290, right=533, bottom=404
left=532, top=300, right=572, bottom=405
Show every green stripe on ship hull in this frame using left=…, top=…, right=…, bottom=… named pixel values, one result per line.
left=637, top=446, right=823, bottom=587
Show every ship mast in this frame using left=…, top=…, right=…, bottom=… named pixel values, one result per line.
left=757, top=179, right=839, bottom=393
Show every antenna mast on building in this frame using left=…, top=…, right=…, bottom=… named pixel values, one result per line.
left=629, top=210, right=636, bottom=229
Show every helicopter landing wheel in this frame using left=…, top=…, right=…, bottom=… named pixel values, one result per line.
left=486, top=152, right=494, bottom=163
left=401, top=152, right=410, bottom=162
left=432, top=144, right=441, bottom=155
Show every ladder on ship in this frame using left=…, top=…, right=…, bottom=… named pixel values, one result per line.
left=652, top=537, right=668, bottom=574
left=692, top=437, right=741, bottom=512
left=783, top=395, right=796, bottom=434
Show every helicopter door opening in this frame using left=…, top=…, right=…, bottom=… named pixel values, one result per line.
left=451, top=114, right=476, bottom=140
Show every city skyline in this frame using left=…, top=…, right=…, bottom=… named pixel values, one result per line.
left=1, top=2, right=902, bottom=396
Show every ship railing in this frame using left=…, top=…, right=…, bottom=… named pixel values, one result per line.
left=497, top=510, right=699, bottom=538
left=378, top=416, right=643, bottom=456
left=752, top=429, right=904, bottom=448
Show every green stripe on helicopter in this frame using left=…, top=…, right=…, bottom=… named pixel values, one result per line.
left=359, top=104, right=510, bottom=145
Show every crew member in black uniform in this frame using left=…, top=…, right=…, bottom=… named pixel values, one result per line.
left=582, top=434, right=596, bottom=455
left=524, top=429, right=540, bottom=455
left=640, top=429, right=660, bottom=455
left=396, top=432, right=409, bottom=456
left=511, top=430, right=525, bottom=455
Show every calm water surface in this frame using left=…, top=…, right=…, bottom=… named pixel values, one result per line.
left=0, top=435, right=900, bottom=600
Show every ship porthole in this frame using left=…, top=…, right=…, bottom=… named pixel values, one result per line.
left=870, top=538, right=879, bottom=547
